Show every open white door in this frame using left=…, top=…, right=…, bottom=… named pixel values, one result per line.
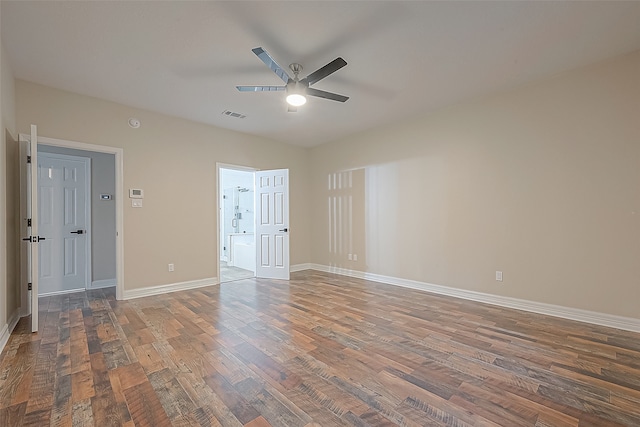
left=255, top=169, right=289, bottom=279
left=25, top=125, right=40, bottom=332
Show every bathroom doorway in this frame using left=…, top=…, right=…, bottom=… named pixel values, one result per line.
left=219, top=166, right=255, bottom=282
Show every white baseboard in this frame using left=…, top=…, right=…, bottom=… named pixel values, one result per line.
left=0, top=310, right=21, bottom=356
left=290, top=263, right=312, bottom=272
left=39, top=288, right=86, bottom=297
left=124, top=277, right=218, bottom=300
left=90, top=279, right=117, bottom=289
left=19, top=305, right=29, bottom=318
left=306, top=263, right=640, bottom=333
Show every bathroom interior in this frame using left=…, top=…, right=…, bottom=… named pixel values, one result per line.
left=219, top=168, right=255, bottom=282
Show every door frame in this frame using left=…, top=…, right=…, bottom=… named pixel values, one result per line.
left=20, top=134, right=125, bottom=302
left=38, top=151, right=92, bottom=295
left=216, top=163, right=257, bottom=283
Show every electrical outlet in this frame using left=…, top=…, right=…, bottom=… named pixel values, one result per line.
left=496, top=271, right=503, bottom=281
left=168, top=263, right=175, bottom=272
left=348, top=254, right=352, bottom=260
left=353, top=254, right=358, bottom=261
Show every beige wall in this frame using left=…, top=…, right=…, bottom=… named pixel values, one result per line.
left=16, top=81, right=311, bottom=290
left=2, top=28, right=19, bottom=335
left=310, top=51, right=640, bottom=319
left=5, top=131, right=19, bottom=318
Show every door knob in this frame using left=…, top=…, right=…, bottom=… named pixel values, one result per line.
left=22, top=236, right=46, bottom=242
left=279, top=228, right=288, bottom=232
left=70, top=230, right=84, bottom=235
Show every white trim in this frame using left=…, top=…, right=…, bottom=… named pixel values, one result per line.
left=90, top=279, right=117, bottom=289
left=20, top=134, right=125, bottom=301
left=216, top=162, right=257, bottom=173
left=39, top=288, right=86, bottom=297
left=123, top=277, right=218, bottom=300
left=290, top=263, right=312, bottom=272
left=306, top=264, right=640, bottom=333
left=18, top=138, right=30, bottom=317
left=19, top=305, right=29, bottom=319
left=0, top=310, right=21, bottom=356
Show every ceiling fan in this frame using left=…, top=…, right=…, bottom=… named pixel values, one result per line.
left=237, top=47, right=349, bottom=112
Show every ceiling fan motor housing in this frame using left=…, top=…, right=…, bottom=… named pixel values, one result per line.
left=287, top=80, right=308, bottom=94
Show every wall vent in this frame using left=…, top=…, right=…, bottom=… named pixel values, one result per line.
left=222, top=110, right=246, bottom=119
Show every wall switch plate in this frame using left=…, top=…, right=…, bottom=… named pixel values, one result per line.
left=353, top=254, right=358, bottom=261
left=132, top=199, right=142, bottom=208
left=168, top=263, right=174, bottom=272
left=496, top=271, right=503, bottom=281
left=348, top=254, right=352, bottom=260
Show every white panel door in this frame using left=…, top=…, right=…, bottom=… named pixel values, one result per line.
left=255, top=169, right=289, bottom=279
left=26, top=125, right=40, bottom=332
left=38, top=152, right=90, bottom=295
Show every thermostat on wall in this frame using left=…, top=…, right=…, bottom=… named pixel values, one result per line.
left=129, top=188, right=144, bottom=198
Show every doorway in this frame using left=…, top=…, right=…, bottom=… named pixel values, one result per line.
left=219, top=167, right=256, bottom=282
left=217, top=165, right=291, bottom=283
left=20, top=130, right=124, bottom=329
left=38, top=145, right=117, bottom=295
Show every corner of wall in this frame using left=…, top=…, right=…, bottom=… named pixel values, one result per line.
left=0, top=308, right=22, bottom=356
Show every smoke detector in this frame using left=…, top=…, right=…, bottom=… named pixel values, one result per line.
left=128, top=118, right=141, bottom=128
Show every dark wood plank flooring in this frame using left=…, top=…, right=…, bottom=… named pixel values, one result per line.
left=1, top=270, right=639, bottom=426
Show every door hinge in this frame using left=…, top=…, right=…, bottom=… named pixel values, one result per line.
left=27, top=218, right=32, bottom=227
left=27, top=155, right=32, bottom=164
left=28, top=283, right=32, bottom=291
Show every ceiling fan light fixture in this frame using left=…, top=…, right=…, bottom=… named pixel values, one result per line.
left=286, top=93, right=307, bottom=107
left=286, top=75, right=307, bottom=107
left=237, top=48, right=348, bottom=111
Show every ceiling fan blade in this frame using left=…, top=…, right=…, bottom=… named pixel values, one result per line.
left=236, top=86, right=286, bottom=92
left=302, top=57, right=347, bottom=86
left=306, top=88, right=349, bottom=102
left=252, top=47, right=292, bottom=84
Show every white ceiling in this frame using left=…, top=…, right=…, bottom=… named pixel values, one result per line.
left=2, top=1, right=640, bottom=147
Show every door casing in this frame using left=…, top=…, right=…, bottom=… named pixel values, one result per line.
left=215, top=163, right=291, bottom=283
left=20, top=133, right=125, bottom=304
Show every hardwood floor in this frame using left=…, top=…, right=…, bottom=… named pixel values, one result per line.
left=1, top=270, right=639, bottom=426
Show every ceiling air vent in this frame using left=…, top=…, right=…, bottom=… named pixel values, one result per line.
left=222, top=110, right=246, bottom=119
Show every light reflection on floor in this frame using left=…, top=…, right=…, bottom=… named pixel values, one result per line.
left=220, top=260, right=254, bottom=283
